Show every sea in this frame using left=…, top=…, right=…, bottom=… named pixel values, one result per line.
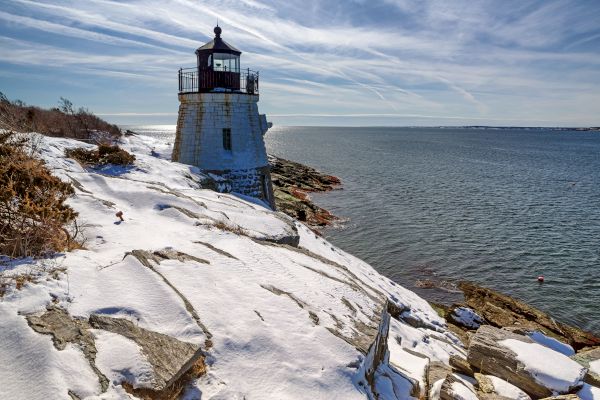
left=125, top=124, right=600, bottom=334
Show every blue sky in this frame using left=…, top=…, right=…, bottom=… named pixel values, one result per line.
left=1, top=0, right=600, bottom=126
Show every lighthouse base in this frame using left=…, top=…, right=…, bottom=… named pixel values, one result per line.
left=208, top=166, right=275, bottom=210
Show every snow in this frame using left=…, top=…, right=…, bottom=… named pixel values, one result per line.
left=0, top=306, right=99, bottom=400
left=92, top=329, right=156, bottom=389
left=429, top=379, right=444, bottom=400
left=486, top=375, right=531, bottom=400
left=387, top=318, right=466, bottom=365
left=450, top=380, right=478, bottom=400
left=451, top=307, right=483, bottom=329
left=579, top=383, right=600, bottom=400
left=3, top=133, right=584, bottom=399
left=528, top=331, right=575, bottom=356
left=500, top=338, right=586, bottom=394
left=589, top=359, right=600, bottom=375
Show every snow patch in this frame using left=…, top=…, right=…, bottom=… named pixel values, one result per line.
left=450, top=381, right=478, bottom=400
left=589, top=359, right=600, bottom=375
left=92, top=329, right=156, bottom=389
left=579, top=383, right=600, bottom=400
left=500, top=338, right=586, bottom=394
left=487, top=375, right=531, bottom=400
left=528, top=331, right=574, bottom=356
left=451, top=307, right=483, bottom=329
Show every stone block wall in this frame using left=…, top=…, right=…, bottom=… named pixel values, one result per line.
left=173, top=92, right=268, bottom=171
left=215, top=165, right=275, bottom=208
left=172, top=92, right=275, bottom=209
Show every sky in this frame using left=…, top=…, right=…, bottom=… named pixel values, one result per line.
left=1, top=0, right=600, bottom=127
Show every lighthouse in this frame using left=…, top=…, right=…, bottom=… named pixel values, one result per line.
left=172, top=26, right=275, bottom=208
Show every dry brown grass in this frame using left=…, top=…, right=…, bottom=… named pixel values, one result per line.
left=212, top=220, right=248, bottom=236
left=0, top=260, right=67, bottom=298
left=65, top=144, right=136, bottom=167
left=121, top=357, right=207, bottom=400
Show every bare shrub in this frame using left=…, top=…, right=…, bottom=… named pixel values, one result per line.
left=0, top=131, right=78, bottom=258
left=65, top=144, right=136, bottom=167
left=0, top=92, right=121, bottom=141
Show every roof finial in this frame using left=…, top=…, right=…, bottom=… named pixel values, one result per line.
left=214, top=22, right=222, bottom=38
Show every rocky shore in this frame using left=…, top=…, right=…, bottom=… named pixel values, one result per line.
left=423, top=281, right=600, bottom=399
left=269, top=155, right=341, bottom=231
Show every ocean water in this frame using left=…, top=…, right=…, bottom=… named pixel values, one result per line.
left=127, top=125, right=600, bottom=334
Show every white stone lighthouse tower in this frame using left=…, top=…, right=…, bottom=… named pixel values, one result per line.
left=173, top=26, right=275, bottom=208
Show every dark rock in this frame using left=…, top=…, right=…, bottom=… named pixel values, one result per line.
left=269, top=155, right=341, bottom=232
left=26, top=307, right=109, bottom=393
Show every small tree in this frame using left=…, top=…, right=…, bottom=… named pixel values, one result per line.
left=58, top=97, right=74, bottom=115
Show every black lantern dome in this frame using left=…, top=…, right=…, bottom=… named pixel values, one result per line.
left=194, top=26, right=242, bottom=91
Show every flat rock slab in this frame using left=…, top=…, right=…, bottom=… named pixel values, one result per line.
left=459, top=282, right=600, bottom=351
left=89, top=314, right=204, bottom=392
left=467, top=326, right=586, bottom=398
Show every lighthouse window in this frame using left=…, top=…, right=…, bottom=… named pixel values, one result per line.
left=222, top=128, right=232, bottom=150
left=213, top=54, right=240, bottom=72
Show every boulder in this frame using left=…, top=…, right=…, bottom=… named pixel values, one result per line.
left=440, top=374, right=479, bottom=400
left=467, top=326, right=586, bottom=398
left=571, top=347, right=600, bottom=387
left=89, top=314, right=205, bottom=392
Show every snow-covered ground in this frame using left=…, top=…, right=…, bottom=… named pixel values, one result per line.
left=1, top=134, right=597, bottom=400
left=0, top=134, right=456, bottom=399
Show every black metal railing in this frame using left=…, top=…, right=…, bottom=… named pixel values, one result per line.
left=178, top=67, right=259, bottom=95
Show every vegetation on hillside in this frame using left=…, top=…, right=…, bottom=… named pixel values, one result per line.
left=0, top=92, right=121, bottom=140
left=0, top=131, right=79, bottom=259
left=66, top=144, right=136, bottom=167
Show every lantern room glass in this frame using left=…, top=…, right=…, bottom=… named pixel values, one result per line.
left=212, top=53, right=240, bottom=73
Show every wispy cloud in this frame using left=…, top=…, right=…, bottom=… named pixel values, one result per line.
left=0, top=0, right=599, bottom=125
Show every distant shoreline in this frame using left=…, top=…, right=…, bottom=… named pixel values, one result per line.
left=437, top=125, right=600, bottom=131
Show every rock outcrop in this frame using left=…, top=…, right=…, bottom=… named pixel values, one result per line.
left=269, top=155, right=341, bottom=230
left=459, top=282, right=600, bottom=351
left=26, top=307, right=109, bottom=392
left=467, top=326, right=586, bottom=398
left=89, top=314, right=205, bottom=392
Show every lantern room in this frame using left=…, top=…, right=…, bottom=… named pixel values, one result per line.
left=178, top=26, right=258, bottom=94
